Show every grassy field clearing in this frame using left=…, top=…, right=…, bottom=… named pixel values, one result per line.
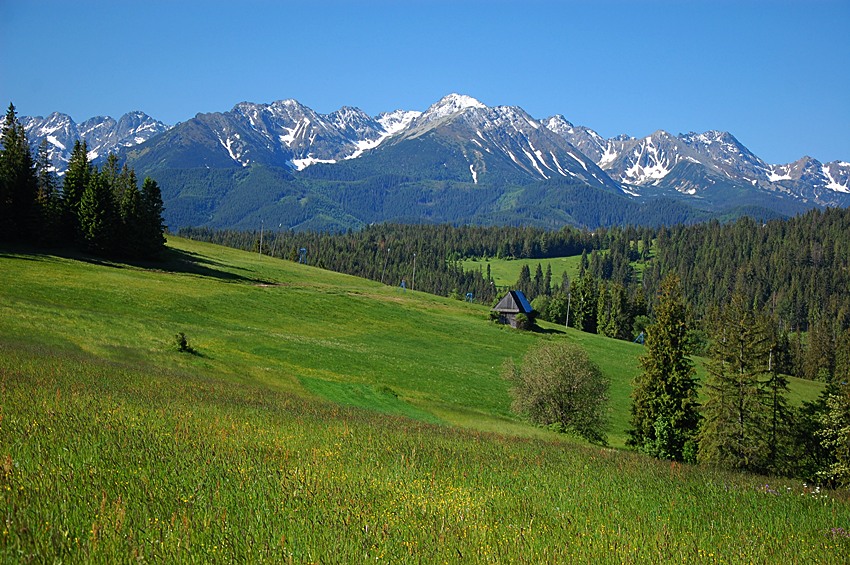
left=1, top=237, right=846, bottom=562
left=462, top=255, right=586, bottom=288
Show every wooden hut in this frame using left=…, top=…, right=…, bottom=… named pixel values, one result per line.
left=492, top=290, right=536, bottom=329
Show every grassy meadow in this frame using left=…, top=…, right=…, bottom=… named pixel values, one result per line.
left=462, top=255, right=586, bottom=288
left=1, top=237, right=848, bottom=563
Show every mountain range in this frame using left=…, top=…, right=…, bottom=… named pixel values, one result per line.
left=16, top=94, right=850, bottom=231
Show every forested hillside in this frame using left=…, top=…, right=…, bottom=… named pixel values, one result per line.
left=181, top=207, right=850, bottom=381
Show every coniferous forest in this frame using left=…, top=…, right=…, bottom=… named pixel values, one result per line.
left=0, top=104, right=165, bottom=258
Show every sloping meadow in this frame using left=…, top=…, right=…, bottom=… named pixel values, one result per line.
left=1, top=238, right=847, bottom=562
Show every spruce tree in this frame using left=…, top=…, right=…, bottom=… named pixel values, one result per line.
left=119, top=174, right=143, bottom=257
left=78, top=170, right=118, bottom=255
left=698, top=293, right=775, bottom=472
left=532, top=263, right=544, bottom=299
left=34, top=138, right=60, bottom=242
left=597, top=280, right=614, bottom=338
left=62, top=140, right=91, bottom=240
left=627, top=274, right=700, bottom=461
left=0, top=103, right=38, bottom=240
left=138, top=176, right=165, bottom=256
left=516, top=264, right=532, bottom=296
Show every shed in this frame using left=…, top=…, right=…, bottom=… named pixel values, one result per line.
left=492, top=290, right=536, bottom=329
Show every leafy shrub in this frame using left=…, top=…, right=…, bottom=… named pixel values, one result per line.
left=504, top=341, right=609, bottom=444
left=514, top=313, right=530, bottom=330
left=174, top=332, right=195, bottom=354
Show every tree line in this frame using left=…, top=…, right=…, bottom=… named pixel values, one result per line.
left=178, top=222, right=612, bottom=306
left=0, top=104, right=165, bottom=258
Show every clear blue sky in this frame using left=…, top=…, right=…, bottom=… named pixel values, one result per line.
left=2, top=0, right=848, bottom=164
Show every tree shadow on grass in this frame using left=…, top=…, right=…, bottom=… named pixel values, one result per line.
left=530, top=325, right=566, bottom=335
left=136, top=247, right=273, bottom=284
left=1, top=243, right=273, bottom=285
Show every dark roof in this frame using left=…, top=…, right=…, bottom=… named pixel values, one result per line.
left=493, top=290, right=534, bottom=314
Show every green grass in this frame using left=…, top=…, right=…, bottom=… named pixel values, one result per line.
left=461, top=247, right=652, bottom=290
left=462, top=255, right=586, bottom=288
left=1, top=237, right=847, bottom=563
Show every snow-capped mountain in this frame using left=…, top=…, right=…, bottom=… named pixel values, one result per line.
left=14, top=94, right=849, bottom=231
left=542, top=115, right=608, bottom=164
left=381, top=94, right=620, bottom=190
left=125, top=100, right=422, bottom=173
left=19, top=111, right=168, bottom=172
left=545, top=120, right=850, bottom=205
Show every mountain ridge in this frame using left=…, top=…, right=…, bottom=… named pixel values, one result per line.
left=12, top=94, right=850, bottom=230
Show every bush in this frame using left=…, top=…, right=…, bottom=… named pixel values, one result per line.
left=174, top=332, right=195, bottom=354
left=514, top=313, right=529, bottom=330
left=504, top=341, right=609, bottom=444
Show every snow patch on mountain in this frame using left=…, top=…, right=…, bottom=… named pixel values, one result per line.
left=418, top=93, right=485, bottom=124
left=377, top=110, right=421, bottom=135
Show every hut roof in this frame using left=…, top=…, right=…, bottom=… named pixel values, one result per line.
left=492, top=290, right=534, bottom=314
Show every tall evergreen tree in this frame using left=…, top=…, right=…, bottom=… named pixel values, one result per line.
left=0, top=103, right=38, bottom=240
left=138, top=176, right=166, bottom=256
left=570, top=271, right=598, bottom=333
left=516, top=264, right=532, bottom=296
left=33, top=138, right=60, bottom=242
left=698, top=293, right=776, bottom=472
left=78, top=170, right=118, bottom=255
left=62, top=140, right=91, bottom=240
left=597, top=280, right=614, bottom=338
left=532, top=263, right=544, bottom=300
left=627, top=274, right=700, bottom=461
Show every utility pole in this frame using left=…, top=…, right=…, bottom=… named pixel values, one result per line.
left=381, top=247, right=390, bottom=284
left=565, top=291, right=571, bottom=329
left=270, top=223, right=282, bottom=258
left=259, top=220, right=264, bottom=257
left=412, top=252, right=416, bottom=291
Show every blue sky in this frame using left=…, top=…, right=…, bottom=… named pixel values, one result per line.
left=1, top=0, right=848, bottom=164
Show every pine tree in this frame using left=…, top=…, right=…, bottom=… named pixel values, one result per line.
left=805, top=314, right=835, bottom=381
left=138, top=176, right=165, bottom=256
left=78, top=170, right=118, bottom=255
left=33, top=138, right=60, bottom=242
left=62, top=140, right=91, bottom=241
left=627, top=274, right=700, bottom=461
left=532, top=263, right=544, bottom=300
left=698, top=293, right=775, bottom=472
left=516, top=264, right=532, bottom=296
left=118, top=172, right=143, bottom=257
left=570, top=271, right=598, bottom=333
left=0, top=103, right=38, bottom=240
left=597, top=280, right=614, bottom=338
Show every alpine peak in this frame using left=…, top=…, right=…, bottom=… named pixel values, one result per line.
left=421, top=93, right=485, bottom=121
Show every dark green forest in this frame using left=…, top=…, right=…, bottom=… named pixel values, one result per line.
left=0, top=104, right=165, bottom=258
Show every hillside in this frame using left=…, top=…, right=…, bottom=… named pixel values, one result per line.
left=0, top=238, right=846, bottom=562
